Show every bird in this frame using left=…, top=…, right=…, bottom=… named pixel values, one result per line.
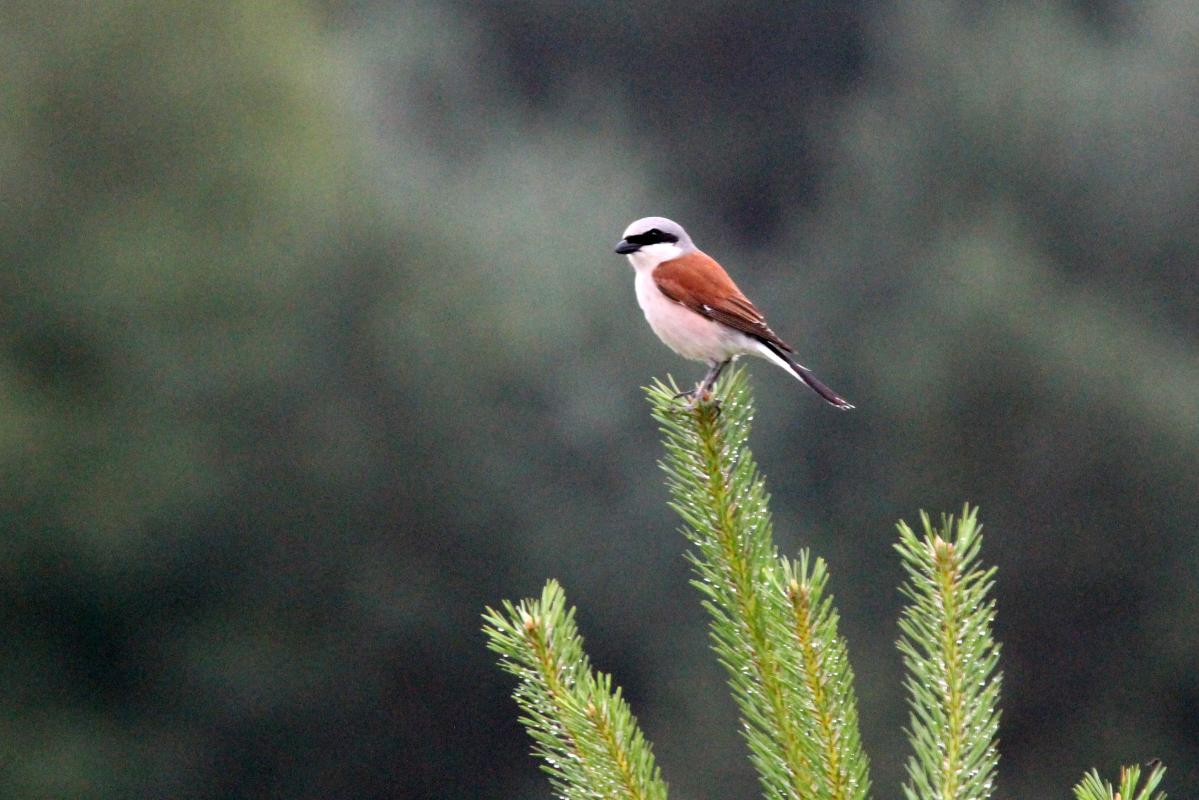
left=614, top=216, right=853, bottom=410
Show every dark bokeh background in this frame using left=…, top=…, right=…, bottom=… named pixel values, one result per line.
left=3, top=1, right=1197, bottom=798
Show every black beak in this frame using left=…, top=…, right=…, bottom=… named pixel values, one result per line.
left=614, top=239, right=640, bottom=254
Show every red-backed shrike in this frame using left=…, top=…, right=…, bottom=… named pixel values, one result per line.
left=615, top=216, right=853, bottom=410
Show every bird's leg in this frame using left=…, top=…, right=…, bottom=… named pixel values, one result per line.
left=676, top=359, right=729, bottom=409
left=698, top=359, right=729, bottom=395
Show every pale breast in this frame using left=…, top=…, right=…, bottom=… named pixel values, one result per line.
left=634, top=269, right=750, bottom=362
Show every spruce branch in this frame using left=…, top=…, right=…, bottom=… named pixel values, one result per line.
left=776, top=554, right=871, bottom=800
left=1073, top=763, right=1166, bottom=800
left=648, top=367, right=870, bottom=800
left=896, top=506, right=1001, bottom=800
left=483, top=580, right=668, bottom=800
left=485, top=369, right=1161, bottom=800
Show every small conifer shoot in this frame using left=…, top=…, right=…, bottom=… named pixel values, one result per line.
left=484, top=367, right=1169, bottom=800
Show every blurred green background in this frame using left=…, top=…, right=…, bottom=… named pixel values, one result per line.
left=3, top=1, right=1197, bottom=798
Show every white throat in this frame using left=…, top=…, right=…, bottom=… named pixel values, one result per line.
left=625, top=242, right=684, bottom=273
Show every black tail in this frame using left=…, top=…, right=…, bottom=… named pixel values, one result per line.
left=764, top=342, right=855, bottom=410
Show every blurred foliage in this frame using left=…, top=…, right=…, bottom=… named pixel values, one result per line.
left=1, top=1, right=1196, bottom=799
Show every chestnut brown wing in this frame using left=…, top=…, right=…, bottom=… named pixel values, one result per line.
left=653, top=251, right=795, bottom=353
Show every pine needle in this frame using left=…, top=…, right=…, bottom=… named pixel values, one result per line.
left=896, top=506, right=1001, bottom=800
left=648, top=366, right=871, bottom=800
left=483, top=580, right=668, bottom=800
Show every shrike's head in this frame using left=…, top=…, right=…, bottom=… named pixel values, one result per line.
left=614, top=217, right=695, bottom=270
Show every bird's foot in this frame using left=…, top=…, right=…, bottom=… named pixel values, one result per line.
left=674, top=385, right=720, bottom=414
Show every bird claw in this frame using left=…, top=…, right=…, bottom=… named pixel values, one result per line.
left=674, top=386, right=721, bottom=414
